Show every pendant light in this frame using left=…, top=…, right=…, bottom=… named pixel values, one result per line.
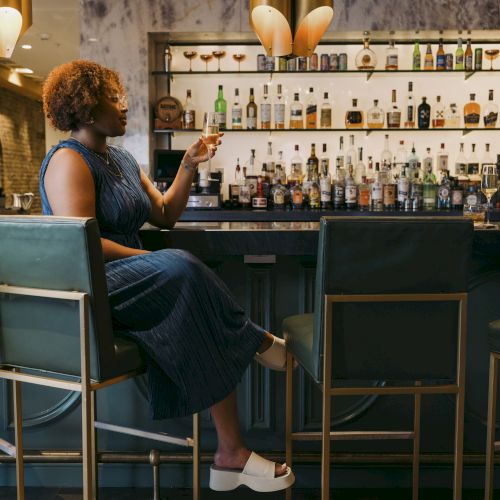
left=249, top=0, right=333, bottom=57
left=0, top=0, right=32, bottom=58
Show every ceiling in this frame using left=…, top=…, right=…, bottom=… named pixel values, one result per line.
left=9, top=0, right=80, bottom=82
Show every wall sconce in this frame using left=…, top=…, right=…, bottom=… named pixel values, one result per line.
left=250, top=0, right=334, bottom=58
left=0, top=0, right=32, bottom=58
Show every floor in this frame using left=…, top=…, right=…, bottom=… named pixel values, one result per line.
left=0, top=488, right=497, bottom=500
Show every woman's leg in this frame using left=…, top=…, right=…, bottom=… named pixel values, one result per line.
left=211, top=390, right=286, bottom=476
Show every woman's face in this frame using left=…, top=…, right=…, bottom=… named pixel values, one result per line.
left=90, top=83, right=128, bottom=137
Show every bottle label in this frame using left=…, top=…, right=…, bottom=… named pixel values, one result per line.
left=216, top=112, right=226, bottom=128
left=183, top=110, right=195, bottom=128
left=346, top=111, right=363, bottom=125
left=383, top=184, right=396, bottom=205
left=345, top=185, right=357, bottom=203
left=468, top=162, right=479, bottom=175
left=261, top=103, right=271, bottom=123
left=232, top=108, right=242, bottom=126
left=387, top=111, right=401, bottom=128
left=455, top=162, right=467, bottom=175
left=292, top=189, right=303, bottom=206
left=358, top=188, right=370, bottom=206
left=465, top=55, right=473, bottom=70
left=452, top=189, right=463, bottom=206
left=397, top=178, right=410, bottom=202
left=466, top=193, right=478, bottom=206
left=247, top=117, right=257, bottom=129
left=436, top=54, right=446, bottom=69
left=291, top=109, right=302, bottom=118
left=438, top=154, right=449, bottom=170
left=320, top=109, right=332, bottom=127
left=464, top=113, right=480, bottom=125
left=386, top=54, right=398, bottom=67
left=334, top=185, right=344, bottom=204
left=484, top=112, right=498, bottom=127
left=456, top=54, right=464, bottom=67
left=239, top=185, right=251, bottom=204
left=413, top=53, right=421, bottom=69
left=309, top=185, right=320, bottom=206
left=320, top=178, right=332, bottom=202
left=274, top=103, right=285, bottom=125
left=274, top=189, right=285, bottom=206
left=438, top=186, right=450, bottom=200
left=371, top=182, right=383, bottom=201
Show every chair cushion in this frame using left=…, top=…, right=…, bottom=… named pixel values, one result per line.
left=488, top=320, right=500, bottom=353
left=282, top=314, right=318, bottom=382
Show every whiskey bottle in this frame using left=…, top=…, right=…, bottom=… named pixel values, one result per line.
left=260, top=84, right=271, bottom=129
left=367, top=99, right=384, bottom=128
left=445, top=103, right=461, bottom=128
left=246, top=88, right=257, bottom=130
left=464, top=93, right=481, bottom=128
left=418, top=97, right=431, bottom=129
left=252, top=175, right=268, bottom=209
left=308, top=167, right=321, bottom=210
left=290, top=93, right=304, bottom=129
left=387, top=89, right=401, bottom=128
left=290, top=182, right=304, bottom=209
left=432, top=95, right=445, bottom=127
left=436, top=38, right=446, bottom=70
left=345, top=164, right=357, bottom=210
left=385, top=40, right=398, bottom=70
left=424, top=43, right=434, bottom=70
left=467, top=143, right=479, bottom=176
left=483, top=89, right=498, bottom=128
left=307, top=143, right=319, bottom=178
left=306, top=87, right=317, bottom=129
left=405, top=82, right=415, bottom=128
left=436, top=143, right=449, bottom=171
left=412, top=40, right=421, bottom=70
left=355, top=37, right=377, bottom=70
left=320, top=144, right=332, bottom=209
left=357, top=174, right=370, bottom=211
left=231, top=88, right=242, bottom=129
left=183, top=89, right=195, bottom=129
left=345, top=98, right=364, bottom=129
left=289, top=144, right=304, bottom=186
left=214, top=85, right=227, bottom=129
left=454, top=143, right=468, bottom=177
left=274, top=84, right=285, bottom=129
left=320, top=92, right=332, bottom=128
left=455, top=38, right=464, bottom=70
left=465, top=38, right=473, bottom=71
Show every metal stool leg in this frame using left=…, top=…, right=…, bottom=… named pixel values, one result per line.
left=321, top=385, right=331, bottom=500
left=412, top=381, right=422, bottom=500
left=285, top=351, right=294, bottom=500
left=13, top=370, right=24, bottom=500
left=90, top=391, right=98, bottom=500
left=192, top=413, right=200, bottom=500
left=485, top=353, right=498, bottom=500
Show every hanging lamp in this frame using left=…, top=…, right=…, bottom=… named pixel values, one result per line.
left=249, top=0, right=333, bottom=57
left=0, top=0, right=32, bottom=58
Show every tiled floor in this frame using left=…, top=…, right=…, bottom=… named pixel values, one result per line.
left=0, top=489, right=496, bottom=500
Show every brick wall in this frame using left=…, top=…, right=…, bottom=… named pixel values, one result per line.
left=0, top=87, right=45, bottom=213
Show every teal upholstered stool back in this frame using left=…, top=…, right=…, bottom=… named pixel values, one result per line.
left=311, top=216, right=473, bottom=383
left=0, top=215, right=124, bottom=381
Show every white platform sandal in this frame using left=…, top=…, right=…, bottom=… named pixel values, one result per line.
left=254, top=336, right=287, bottom=371
left=209, top=451, right=295, bottom=492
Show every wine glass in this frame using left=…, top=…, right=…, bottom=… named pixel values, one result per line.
left=212, top=50, right=226, bottom=71
left=183, top=50, right=197, bottom=71
left=200, top=112, right=219, bottom=189
left=485, top=49, right=500, bottom=70
left=233, top=53, right=246, bottom=71
left=481, top=164, right=498, bottom=227
left=200, top=53, right=213, bottom=72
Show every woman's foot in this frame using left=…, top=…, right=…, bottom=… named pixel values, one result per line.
left=255, top=334, right=288, bottom=371
left=214, top=447, right=287, bottom=477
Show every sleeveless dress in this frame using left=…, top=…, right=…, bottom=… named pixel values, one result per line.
left=39, top=138, right=266, bottom=419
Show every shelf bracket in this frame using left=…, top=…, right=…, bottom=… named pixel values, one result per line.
left=269, top=72, right=273, bottom=82
left=169, top=74, right=174, bottom=83
left=464, top=71, right=475, bottom=80
left=365, top=130, right=372, bottom=137
left=365, top=71, right=374, bottom=82
left=462, top=129, right=472, bottom=136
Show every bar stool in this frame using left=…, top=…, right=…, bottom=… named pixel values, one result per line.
left=283, top=216, right=473, bottom=500
left=0, top=216, right=200, bottom=500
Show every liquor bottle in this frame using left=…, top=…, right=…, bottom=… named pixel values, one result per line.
left=245, top=149, right=258, bottom=198
left=395, top=140, right=408, bottom=172
left=436, top=38, right=446, bottom=70
left=464, top=38, right=473, bottom=71
left=445, top=103, right=461, bottom=128
left=423, top=164, right=437, bottom=210
left=432, top=95, right=445, bottom=127
left=411, top=166, right=424, bottom=211
left=484, top=89, right=498, bottom=128
left=464, top=93, right=481, bottom=128
left=290, top=182, right=304, bottom=209
left=231, top=88, right=242, bottom=129
left=436, top=143, right=449, bottom=171
left=418, top=97, right=431, bottom=129
left=259, top=162, right=271, bottom=199
left=275, top=151, right=286, bottom=185
left=481, top=143, right=495, bottom=171
left=371, top=164, right=384, bottom=211
left=397, top=165, right=410, bottom=210
left=252, top=174, right=268, bottom=209
left=407, top=143, right=419, bottom=175
left=355, top=37, right=377, bottom=70
left=289, top=92, right=304, bottom=129
left=333, top=158, right=345, bottom=210
left=344, top=164, right=357, bottom=210
left=412, top=40, right=421, bottom=70
left=231, top=157, right=242, bottom=206
left=385, top=40, right=398, bottom=70
left=380, top=134, right=392, bottom=167
left=437, top=170, right=451, bottom=209
left=306, top=87, right=317, bottom=129
left=246, top=88, right=257, bottom=130
left=451, top=177, right=464, bottom=210
left=345, top=98, right=364, bottom=128
left=455, top=38, right=464, bottom=70
left=423, top=147, right=433, bottom=173
left=405, top=82, right=415, bottom=128
left=290, top=144, right=304, bottom=185
left=467, top=143, right=479, bottom=176
left=274, top=84, right=285, bottom=129
left=265, top=141, right=275, bottom=176
left=183, top=89, right=196, bottom=129
left=355, top=147, right=366, bottom=184
left=455, top=143, right=468, bottom=177
left=260, top=84, right=271, bottom=129
left=308, top=167, right=321, bottom=209
left=238, top=162, right=251, bottom=209
left=307, top=143, right=319, bottom=178
left=346, top=134, right=356, bottom=168
left=424, top=43, right=434, bottom=70
left=367, top=99, right=384, bottom=128
left=357, top=174, right=370, bottom=211
left=383, top=167, right=396, bottom=211
left=336, top=136, right=346, bottom=176
left=320, top=144, right=332, bottom=209
left=387, top=89, right=401, bottom=128
left=320, top=92, right=332, bottom=128
left=214, top=85, right=227, bottom=129
left=270, top=175, right=287, bottom=210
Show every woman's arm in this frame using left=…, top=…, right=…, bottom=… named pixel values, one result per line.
left=143, top=137, right=221, bottom=229
left=44, top=148, right=149, bottom=262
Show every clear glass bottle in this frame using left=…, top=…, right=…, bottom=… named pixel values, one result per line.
left=306, top=87, right=317, bottom=129
left=445, top=103, right=461, bottom=128
left=367, top=99, right=384, bottom=128
left=397, top=165, right=410, bottom=210
left=483, top=89, right=498, bottom=128
left=274, top=84, right=285, bottom=129
left=333, top=158, right=345, bottom=210
left=345, top=98, right=364, bottom=128
left=336, top=136, right=346, bottom=180
left=346, top=134, right=356, bottom=168
left=355, top=37, right=377, bottom=70
left=183, top=89, right=196, bottom=129
left=412, top=40, right=421, bottom=70
left=214, top=84, right=227, bottom=129
left=265, top=141, right=275, bottom=176
left=355, top=147, right=366, bottom=184
left=455, top=38, right=464, bottom=70
left=432, top=95, right=445, bottom=128
left=423, top=164, right=437, bottom=210
left=407, top=144, right=419, bottom=178
left=320, top=92, right=332, bottom=128
left=424, top=43, right=434, bottom=70
left=380, top=134, right=392, bottom=168
left=345, top=164, right=357, bottom=210
left=464, top=93, right=481, bottom=128
left=455, top=143, right=468, bottom=177
left=387, top=89, right=401, bottom=128
left=467, top=143, right=480, bottom=176
left=423, top=147, right=433, bottom=174
left=371, top=164, right=384, bottom=211
left=231, top=88, right=242, bottom=130
left=395, top=140, right=408, bottom=172
left=405, top=81, right=415, bottom=128
left=246, top=88, right=257, bottom=130
left=436, top=143, right=449, bottom=171
left=385, top=40, right=398, bottom=70
left=481, top=143, right=495, bottom=169
left=290, top=144, right=304, bottom=185
left=260, top=84, right=271, bottom=129
left=289, top=92, right=304, bottom=129
left=320, top=143, right=332, bottom=209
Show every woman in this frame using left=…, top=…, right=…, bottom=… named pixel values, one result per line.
left=40, top=59, right=294, bottom=493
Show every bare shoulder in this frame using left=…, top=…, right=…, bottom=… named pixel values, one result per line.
left=45, top=147, right=90, bottom=179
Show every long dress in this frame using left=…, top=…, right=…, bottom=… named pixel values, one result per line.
left=39, top=138, right=266, bottom=419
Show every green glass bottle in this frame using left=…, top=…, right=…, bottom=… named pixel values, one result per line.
left=455, top=38, right=464, bottom=70
left=412, top=40, right=421, bottom=70
left=214, top=84, right=227, bottom=130
left=423, top=165, right=437, bottom=210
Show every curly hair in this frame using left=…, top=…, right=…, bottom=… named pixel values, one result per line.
left=42, top=59, right=124, bottom=132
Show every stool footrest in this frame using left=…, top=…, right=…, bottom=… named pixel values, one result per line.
left=0, top=438, right=16, bottom=457
left=292, top=430, right=415, bottom=441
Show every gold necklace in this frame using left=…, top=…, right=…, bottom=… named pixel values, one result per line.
left=69, top=137, right=123, bottom=178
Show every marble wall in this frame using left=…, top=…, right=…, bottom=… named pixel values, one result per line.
left=80, top=0, right=500, bottom=171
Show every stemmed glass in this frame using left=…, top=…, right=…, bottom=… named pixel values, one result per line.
left=212, top=50, right=226, bottom=71
left=183, top=50, right=197, bottom=71
left=200, top=53, right=213, bottom=72
left=200, top=112, right=219, bottom=190
left=233, top=53, right=246, bottom=71
left=481, top=164, right=498, bottom=227
left=485, top=49, right=500, bottom=70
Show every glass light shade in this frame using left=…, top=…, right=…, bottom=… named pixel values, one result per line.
left=0, top=7, right=22, bottom=58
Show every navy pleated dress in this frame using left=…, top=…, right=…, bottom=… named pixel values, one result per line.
left=40, top=138, right=267, bottom=419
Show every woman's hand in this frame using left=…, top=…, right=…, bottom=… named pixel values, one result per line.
left=182, top=134, right=223, bottom=170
